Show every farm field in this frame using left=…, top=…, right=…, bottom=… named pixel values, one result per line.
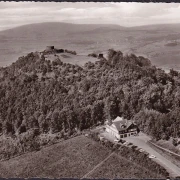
left=0, top=135, right=166, bottom=178
left=1, top=22, right=180, bottom=71
left=88, top=153, right=163, bottom=179
left=0, top=135, right=110, bottom=178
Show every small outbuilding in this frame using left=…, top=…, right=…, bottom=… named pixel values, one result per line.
left=98, top=54, right=104, bottom=59
left=46, top=46, right=54, bottom=51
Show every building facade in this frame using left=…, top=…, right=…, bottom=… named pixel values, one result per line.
left=105, top=116, right=139, bottom=139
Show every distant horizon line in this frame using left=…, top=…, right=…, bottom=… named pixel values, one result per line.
left=1, top=21, right=180, bottom=32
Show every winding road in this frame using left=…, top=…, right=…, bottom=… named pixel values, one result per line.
left=93, top=127, right=180, bottom=177
left=124, top=133, right=180, bottom=177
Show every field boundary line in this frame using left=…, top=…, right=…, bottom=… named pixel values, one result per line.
left=81, top=152, right=114, bottom=179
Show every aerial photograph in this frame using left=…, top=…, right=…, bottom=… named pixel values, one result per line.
left=0, top=1, right=180, bottom=178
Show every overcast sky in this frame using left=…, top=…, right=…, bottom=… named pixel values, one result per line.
left=0, top=2, right=180, bottom=31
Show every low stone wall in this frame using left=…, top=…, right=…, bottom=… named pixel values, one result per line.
left=149, top=141, right=180, bottom=158
left=148, top=140, right=180, bottom=168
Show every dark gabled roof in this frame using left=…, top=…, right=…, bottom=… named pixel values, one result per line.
left=126, top=123, right=137, bottom=130
left=113, top=121, right=127, bottom=131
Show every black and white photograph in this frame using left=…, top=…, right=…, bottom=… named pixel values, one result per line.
left=0, top=1, right=180, bottom=178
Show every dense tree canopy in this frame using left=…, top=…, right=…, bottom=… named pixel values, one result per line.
left=0, top=49, right=180, bottom=141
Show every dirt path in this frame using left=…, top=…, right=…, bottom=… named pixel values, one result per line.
left=124, top=133, right=180, bottom=177
left=81, top=152, right=114, bottom=179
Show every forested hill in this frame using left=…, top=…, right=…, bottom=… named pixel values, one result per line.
left=0, top=49, right=180, bottom=143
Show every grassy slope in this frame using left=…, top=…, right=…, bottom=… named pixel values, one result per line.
left=0, top=135, right=164, bottom=178
left=88, top=153, right=162, bottom=179
left=157, top=139, right=180, bottom=154
left=1, top=22, right=180, bottom=70
left=0, top=135, right=110, bottom=178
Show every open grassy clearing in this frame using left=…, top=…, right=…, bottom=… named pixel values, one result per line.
left=46, top=53, right=98, bottom=66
